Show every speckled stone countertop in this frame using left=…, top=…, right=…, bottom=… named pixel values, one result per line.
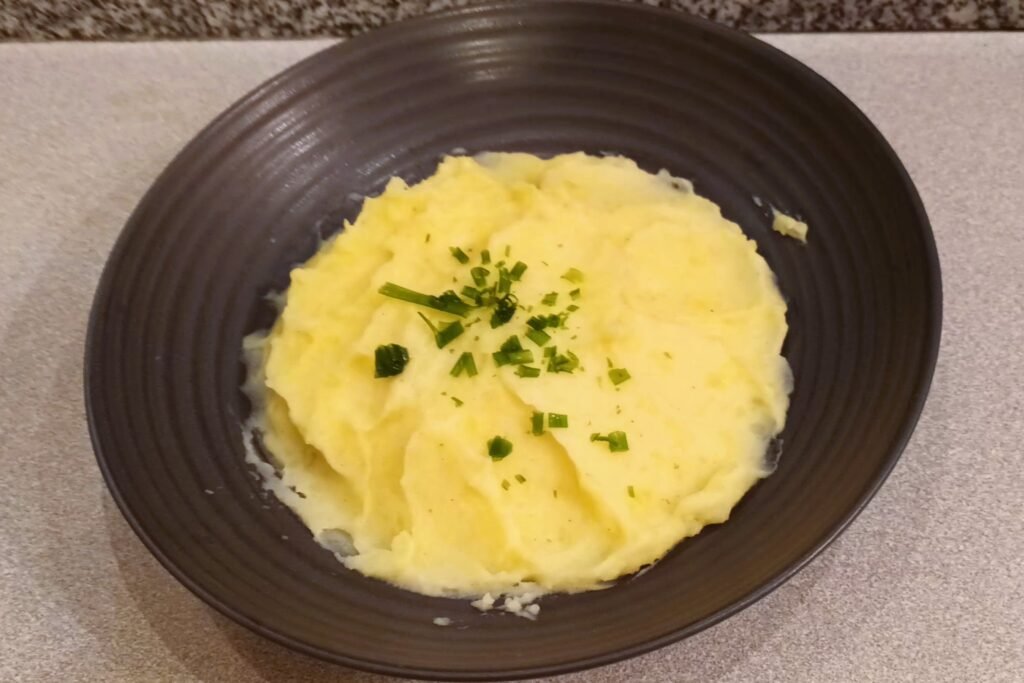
left=1, top=33, right=1022, bottom=682
left=1, top=0, right=1021, bottom=39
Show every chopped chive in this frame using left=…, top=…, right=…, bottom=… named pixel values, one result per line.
left=470, top=267, right=489, bottom=287
left=569, top=288, right=581, bottom=300
left=525, top=328, right=551, bottom=347
left=590, top=431, right=629, bottom=452
left=545, top=313, right=563, bottom=328
left=450, top=246, right=469, bottom=264
left=547, top=350, right=580, bottom=374
left=664, top=351, right=672, bottom=359
left=541, top=292, right=558, bottom=306
left=514, top=474, right=526, bottom=484
left=561, top=267, right=584, bottom=283
left=527, top=315, right=548, bottom=331
left=566, top=304, right=579, bottom=312
left=493, top=349, right=535, bottom=366
left=553, top=489, right=558, bottom=498
left=496, top=267, right=512, bottom=296
left=515, top=365, right=541, bottom=378
left=510, top=261, right=528, bottom=281
left=531, top=411, right=544, bottom=435
left=379, top=282, right=471, bottom=316
left=425, top=233, right=431, bottom=243
left=451, top=396, right=464, bottom=407
left=609, top=368, right=631, bottom=385
left=628, top=485, right=635, bottom=498
left=436, top=321, right=464, bottom=348
left=489, top=294, right=518, bottom=328
left=418, top=312, right=464, bottom=348
left=504, top=245, right=511, bottom=257
left=460, top=285, right=483, bottom=305
left=502, top=479, right=511, bottom=490
left=500, top=336, right=523, bottom=353
left=374, top=344, right=409, bottom=378
left=450, top=351, right=478, bottom=377
left=417, top=311, right=438, bottom=333
left=606, top=358, right=614, bottom=368
left=481, top=249, right=491, bottom=264
left=543, top=345, right=557, bottom=358
left=488, top=436, right=513, bottom=460
left=548, top=413, right=568, bottom=429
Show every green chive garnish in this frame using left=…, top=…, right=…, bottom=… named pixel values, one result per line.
left=504, top=245, right=511, bottom=257
left=379, top=282, right=472, bottom=317
left=542, top=292, right=558, bottom=306
left=493, top=349, right=535, bottom=366
left=591, top=431, right=629, bottom=452
left=527, top=315, right=548, bottom=331
left=418, top=313, right=465, bottom=348
left=496, top=267, right=512, bottom=296
left=515, top=474, right=526, bottom=484
left=481, top=249, right=491, bottom=264
left=515, top=365, right=541, bottom=378
left=425, top=234, right=431, bottom=243
left=609, top=368, right=631, bottom=385
left=500, top=336, right=523, bottom=352
left=436, top=320, right=464, bottom=347
left=451, top=396, right=464, bottom=407
left=566, top=304, right=579, bottom=312
left=543, top=345, right=557, bottom=358
left=561, top=267, right=584, bottom=283
left=525, top=328, right=551, bottom=347
left=450, top=351, right=478, bottom=377
left=548, top=413, right=568, bottom=428
left=460, top=285, right=483, bottom=305
left=374, top=344, right=409, bottom=378
left=628, top=485, right=635, bottom=498
left=531, top=411, right=544, bottom=435
left=510, top=261, right=528, bottom=281
left=547, top=350, right=580, bottom=373
left=502, top=479, right=511, bottom=490
left=489, top=294, right=517, bottom=328
left=450, top=247, right=469, bottom=264
left=569, top=288, right=581, bottom=300
left=488, top=436, right=513, bottom=460
left=470, top=267, right=489, bottom=287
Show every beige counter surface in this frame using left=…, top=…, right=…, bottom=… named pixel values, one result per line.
left=1, top=34, right=1021, bottom=682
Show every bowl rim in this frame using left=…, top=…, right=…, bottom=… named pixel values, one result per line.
left=84, top=1, right=943, bottom=679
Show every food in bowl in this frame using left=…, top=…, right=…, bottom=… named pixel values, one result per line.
left=243, top=152, right=793, bottom=603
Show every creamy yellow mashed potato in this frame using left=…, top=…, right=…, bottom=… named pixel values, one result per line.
left=771, top=208, right=809, bottom=242
left=245, top=152, right=792, bottom=598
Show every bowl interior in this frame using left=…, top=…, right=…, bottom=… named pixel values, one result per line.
left=86, top=2, right=940, bottom=679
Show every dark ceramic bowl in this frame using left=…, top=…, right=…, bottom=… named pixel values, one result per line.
left=85, top=1, right=941, bottom=680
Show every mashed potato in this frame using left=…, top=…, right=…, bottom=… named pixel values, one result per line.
left=245, top=152, right=792, bottom=598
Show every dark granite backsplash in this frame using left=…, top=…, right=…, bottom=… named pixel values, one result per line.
left=1, top=0, right=1020, bottom=40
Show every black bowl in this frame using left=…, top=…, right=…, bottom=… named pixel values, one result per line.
left=85, top=1, right=941, bottom=679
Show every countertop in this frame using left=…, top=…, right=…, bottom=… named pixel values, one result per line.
left=0, top=33, right=1022, bottom=682
left=3, top=0, right=1021, bottom=39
